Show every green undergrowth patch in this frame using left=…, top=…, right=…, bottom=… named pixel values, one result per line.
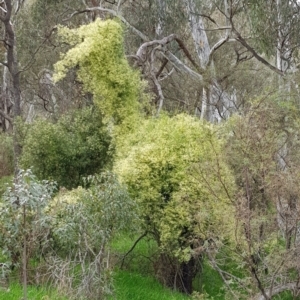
left=0, top=175, right=12, bottom=197
left=111, top=270, right=190, bottom=300
left=195, top=259, right=225, bottom=299
left=110, top=232, right=158, bottom=274
left=273, top=291, right=293, bottom=300
left=0, top=283, right=68, bottom=300
left=111, top=233, right=226, bottom=299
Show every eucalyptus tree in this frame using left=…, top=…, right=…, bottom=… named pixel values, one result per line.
left=0, top=0, right=23, bottom=169
left=65, top=1, right=274, bottom=120
left=0, top=0, right=92, bottom=171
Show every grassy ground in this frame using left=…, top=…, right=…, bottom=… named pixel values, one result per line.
left=110, top=270, right=190, bottom=300
left=0, top=234, right=242, bottom=299
left=0, top=283, right=68, bottom=300
left=0, top=273, right=190, bottom=300
left=111, top=233, right=225, bottom=299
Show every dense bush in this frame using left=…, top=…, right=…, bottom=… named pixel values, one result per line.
left=20, top=107, right=113, bottom=189
left=115, top=114, right=235, bottom=293
left=0, top=169, right=56, bottom=285
left=47, top=172, right=137, bottom=299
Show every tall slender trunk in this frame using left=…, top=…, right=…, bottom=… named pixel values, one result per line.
left=1, top=0, right=22, bottom=171
left=185, top=0, right=233, bottom=122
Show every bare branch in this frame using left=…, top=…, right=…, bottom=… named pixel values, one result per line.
left=231, top=25, right=284, bottom=76
left=135, top=34, right=201, bottom=74
left=174, top=37, right=201, bottom=71
left=207, top=251, right=240, bottom=300
left=254, top=282, right=298, bottom=300
left=164, top=51, right=203, bottom=81
left=156, top=58, right=168, bottom=78
left=207, top=35, right=229, bottom=66
left=0, top=6, right=6, bottom=14
left=190, top=12, right=219, bottom=26
left=136, top=34, right=177, bottom=61
left=150, top=45, right=164, bottom=115
left=63, top=7, right=149, bottom=41
left=0, top=109, right=12, bottom=123
left=117, top=0, right=123, bottom=12
left=202, top=26, right=232, bottom=31
left=0, top=60, right=8, bottom=67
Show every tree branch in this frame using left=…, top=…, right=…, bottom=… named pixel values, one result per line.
left=120, top=232, right=148, bottom=269
left=164, top=51, right=203, bottom=81
left=156, top=57, right=168, bottom=78
left=190, top=12, right=219, bottom=26
left=135, top=34, right=200, bottom=72
left=150, top=45, right=164, bottom=115
left=0, top=109, right=13, bottom=123
left=254, top=282, right=298, bottom=300
left=231, top=25, right=284, bottom=76
left=207, top=35, right=230, bottom=67
left=207, top=251, right=241, bottom=299
left=63, top=7, right=149, bottom=41
left=65, top=6, right=204, bottom=82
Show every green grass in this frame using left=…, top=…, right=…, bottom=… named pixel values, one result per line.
left=110, top=270, right=190, bottom=300
left=0, top=283, right=68, bottom=300
left=0, top=233, right=237, bottom=300
left=111, top=232, right=158, bottom=274
left=110, top=234, right=191, bottom=299
left=195, top=260, right=225, bottom=299
left=111, top=233, right=226, bottom=299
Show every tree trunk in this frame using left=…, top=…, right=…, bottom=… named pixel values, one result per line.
left=0, top=0, right=22, bottom=171
left=185, top=0, right=234, bottom=122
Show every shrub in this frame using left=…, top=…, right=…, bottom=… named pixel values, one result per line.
left=20, top=107, right=113, bottom=189
left=47, top=172, right=137, bottom=299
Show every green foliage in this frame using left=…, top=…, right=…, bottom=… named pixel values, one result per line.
left=47, top=172, right=137, bottom=299
left=51, top=172, right=137, bottom=255
left=0, top=169, right=55, bottom=274
left=0, top=283, right=69, bottom=300
left=0, top=176, right=12, bottom=198
left=115, top=114, right=235, bottom=261
left=243, top=0, right=300, bottom=58
left=224, top=97, right=300, bottom=297
left=0, top=133, right=13, bottom=177
left=54, top=19, right=143, bottom=129
left=111, top=232, right=158, bottom=275
left=20, top=107, right=113, bottom=189
left=110, top=270, right=189, bottom=300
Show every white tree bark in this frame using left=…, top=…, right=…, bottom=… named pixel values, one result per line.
left=185, top=0, right=234, bottom=122
left=155, top=0, right=166, bottom=37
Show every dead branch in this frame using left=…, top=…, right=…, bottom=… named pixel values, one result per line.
left=0, top=109, right=12, bottom=123
left=150, top=45, right=164, bottom=115
left=65, top=6, right=204, bottom=82
left=230, top=22, right=284, bottom=76
left=120, top=231, right=148, bottom=269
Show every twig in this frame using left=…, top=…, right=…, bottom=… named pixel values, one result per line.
left=120, top=232, right=147, bottom=269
